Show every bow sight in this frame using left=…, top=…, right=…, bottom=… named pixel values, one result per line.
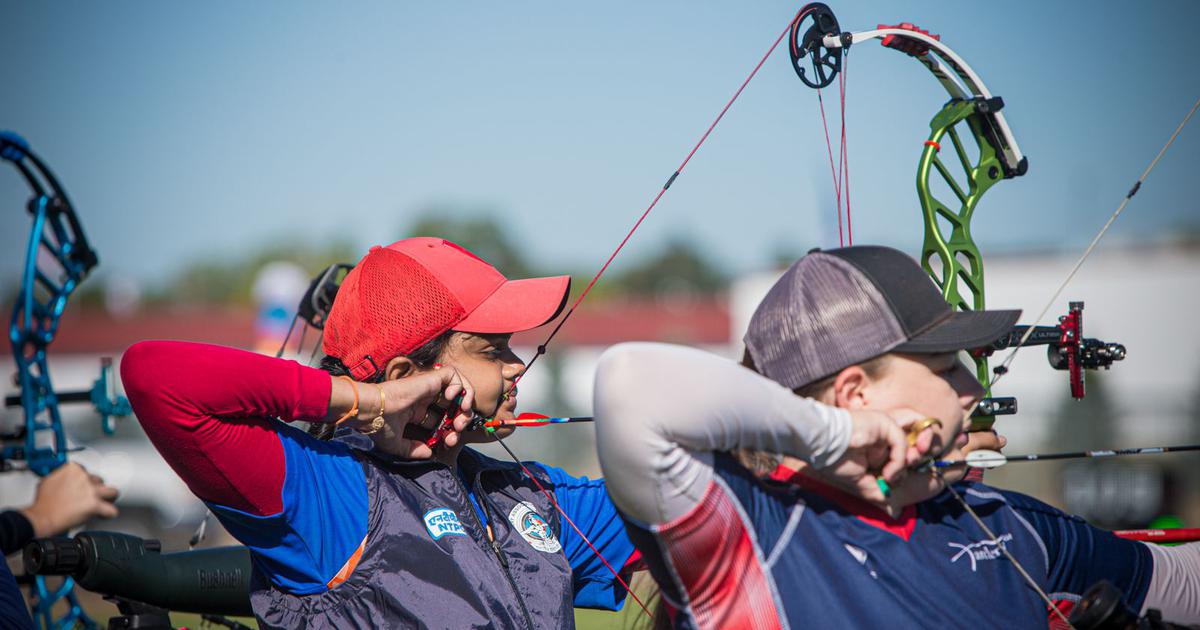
left=976, top=301, right=1127, bottom=408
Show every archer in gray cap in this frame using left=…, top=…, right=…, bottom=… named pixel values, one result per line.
left=740, top=244, right=1017, bottom=492
left=593, top=245, right=1199, bottom=628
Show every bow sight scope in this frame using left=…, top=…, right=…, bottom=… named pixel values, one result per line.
left=23, top=531, right=253, bottom=617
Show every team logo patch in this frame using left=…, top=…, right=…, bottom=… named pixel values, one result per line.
left=948, top=533, right=1013, bottom=571
left=423, top=508, right=466, bottom=540
left=508, top=501, right=561, bottom=553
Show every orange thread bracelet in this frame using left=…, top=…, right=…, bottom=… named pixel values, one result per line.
left=334, top=375, right=360, bottom=426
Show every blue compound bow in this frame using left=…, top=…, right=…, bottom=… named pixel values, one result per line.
left=2, top=131, right=131, bottom=630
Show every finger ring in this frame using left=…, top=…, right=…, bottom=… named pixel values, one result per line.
left=907, top=418, right=943, bottom=446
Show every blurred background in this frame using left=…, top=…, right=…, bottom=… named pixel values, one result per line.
left=2, top=0, right=1198, bottom=626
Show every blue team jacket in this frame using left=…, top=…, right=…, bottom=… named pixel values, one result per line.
left=208, top=425, right=634, bottom=629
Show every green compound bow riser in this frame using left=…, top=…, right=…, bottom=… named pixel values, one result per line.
left=793, top=17, right=1029, bottom=430
left=917, top=99, right=1008, bottom=430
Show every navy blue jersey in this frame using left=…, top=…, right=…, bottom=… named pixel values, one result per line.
left=0, top=559, right=32, bottom=630
left=623, top=453, right=1153, bottom=629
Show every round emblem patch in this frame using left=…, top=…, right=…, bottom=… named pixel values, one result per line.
left=508, top=501, right=562, bottom=553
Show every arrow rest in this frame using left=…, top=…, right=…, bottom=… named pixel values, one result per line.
left=789, top=3, right=846, bottom=89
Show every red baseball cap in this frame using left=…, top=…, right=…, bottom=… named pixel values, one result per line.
left=323, top=237, right=571, bottom=380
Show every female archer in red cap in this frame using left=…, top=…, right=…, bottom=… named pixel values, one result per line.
left=121, top=237, right=640, bottom=629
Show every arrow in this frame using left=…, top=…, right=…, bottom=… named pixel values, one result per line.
left=934, top=445, right=1200, bottom=469
left=483, top=413, right=594, bottom=429
left=1112, top=528, right=1200, bottom=544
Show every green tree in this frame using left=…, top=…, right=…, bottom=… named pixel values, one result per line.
left=610, top=238, right=727, bottom=298
left=405, top=209, right=729, bottom=301
left=149, top=238, right=358, bottom=306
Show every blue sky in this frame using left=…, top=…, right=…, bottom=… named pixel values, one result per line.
left=2, top=1, right=1198, bottom=285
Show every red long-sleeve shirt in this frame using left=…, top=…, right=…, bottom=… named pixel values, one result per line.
left=122, top=339, right=641, bottom=601
left=120, top=340, right=331, bottom=515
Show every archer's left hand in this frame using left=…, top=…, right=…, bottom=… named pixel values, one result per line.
left=962, top=429, right=1007, bottom=454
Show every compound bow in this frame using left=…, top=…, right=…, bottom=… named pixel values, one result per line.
left=789, top=7, right=1133, bottom=432
left=2, top=131, right=132, bottom=630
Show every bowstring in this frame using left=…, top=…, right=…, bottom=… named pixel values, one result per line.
left=816, top=47, right=851, bottom=246
left=940, top=477, right=1074, bottom=628
left=514, top=4, right=819, bottom=386
left=483, top=4, right=823, bottom=619
left=839, top=52, right=851, bottom=245
left=490, top=432, right=652, bottom=619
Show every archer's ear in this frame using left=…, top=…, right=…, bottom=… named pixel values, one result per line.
left=831, top=365, right=870, bottom=409
left=384, top=356, right=419, bottom=381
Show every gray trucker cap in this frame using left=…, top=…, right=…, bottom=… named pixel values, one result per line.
left=743, top=246, right=1020, bottom=390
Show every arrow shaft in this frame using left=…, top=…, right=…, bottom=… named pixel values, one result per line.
left=485, top=416, right=594, bottom=428
left=1113, top=528, right=1200, bottom=543
left=936, top=444, right=1200, bottom=468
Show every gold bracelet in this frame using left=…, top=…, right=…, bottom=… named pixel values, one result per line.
left=333, top=376, right=360, bottom=426
left=358, top=385, right=386, bottom=435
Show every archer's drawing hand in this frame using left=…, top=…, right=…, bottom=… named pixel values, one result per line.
left=819, top=409, right=925, bottom=504
left=371, top=367, right=476, bottom=458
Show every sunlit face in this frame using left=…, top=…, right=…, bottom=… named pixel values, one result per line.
left=852, top=352, right=985, bottom=496
left=434, top=332, right=525, bottom=440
